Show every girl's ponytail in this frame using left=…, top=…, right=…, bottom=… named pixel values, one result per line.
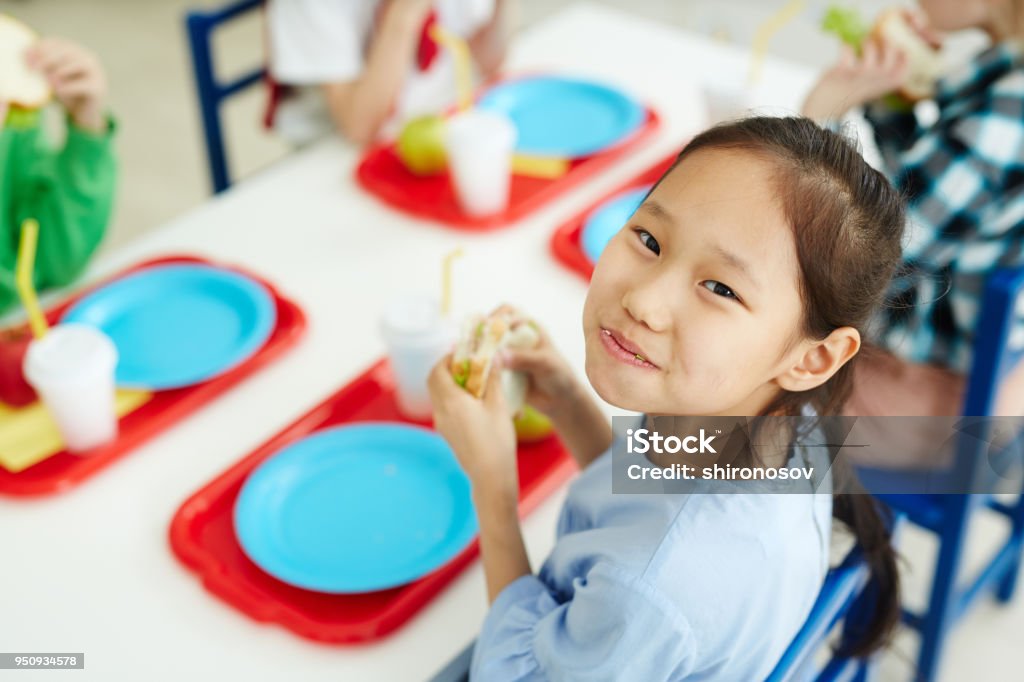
left=831, top=474, right=902, bottom=656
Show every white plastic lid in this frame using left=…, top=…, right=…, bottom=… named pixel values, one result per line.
left=23, top=323, right=118, bottom=388
left=446, top=110, right=517, bottom=150
left=380, top=296, right=454, bottom=346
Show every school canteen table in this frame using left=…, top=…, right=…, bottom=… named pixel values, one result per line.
left=0, top=4, right=817, bottom=680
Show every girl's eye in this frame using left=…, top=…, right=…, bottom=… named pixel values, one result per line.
left=635, top=229, right=660, bottom=255
left=701, top=280, right=738, bottom=300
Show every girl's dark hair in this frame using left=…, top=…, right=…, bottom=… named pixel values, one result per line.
left=662, top=117, right=904, bottom=658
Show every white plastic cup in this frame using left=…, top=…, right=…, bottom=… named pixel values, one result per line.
left=445, top=110, right=517, bottom=217
left=23, top=323, right=119, bottom=453
left=380, top=296, right=456, bottom=420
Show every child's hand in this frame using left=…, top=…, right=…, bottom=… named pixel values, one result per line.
left=493, top=308, right=580, bottom=421
left=801, top=40, right=908, bottom=121
left=0, top=101, right=7, bottom=129
left=902, top=9, right=942, bottom=50
left=428, top=352, right=518, bottom=492
left=25, top=38, right=107, bottom=134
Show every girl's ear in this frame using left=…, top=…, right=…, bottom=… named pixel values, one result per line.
left=776, top=327, right=861, bottom=393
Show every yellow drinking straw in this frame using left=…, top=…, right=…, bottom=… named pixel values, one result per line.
left=749, top=0, right=806, bottom=86
left=15, top=219, right=49, bottom=340
left=428, top=24, right=570, bottom=179
left=441, top=247, right=464, bottom=317
left=430, top=25, right=474, bottom=112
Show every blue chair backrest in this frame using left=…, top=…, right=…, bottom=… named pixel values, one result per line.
left=765, top=546, right=870, bottom=681
left=185, top=0, right=267, bottom=194
left=962, top=268, right=1024, bottom=417
left=766, top=511, right=904, bottom=682
left=765, top=548, right=868, bottom=679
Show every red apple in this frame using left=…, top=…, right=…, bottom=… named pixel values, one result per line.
left=0, top=324, right=35, bottom=406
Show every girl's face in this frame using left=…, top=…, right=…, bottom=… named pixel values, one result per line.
left=583, top=148, right=837, bottom=417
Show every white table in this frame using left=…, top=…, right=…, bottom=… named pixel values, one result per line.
left=0, top=5, right=815, bottom=680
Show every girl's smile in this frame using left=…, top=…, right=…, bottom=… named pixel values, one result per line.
left=599, top=328, right=660, bottom=369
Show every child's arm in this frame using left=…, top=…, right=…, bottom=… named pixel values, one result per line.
left=428, top=360, right=695, bottom=679
left=428, top=356, right=532, bottom=601
left=471, top=562, right=694, bottom=679
left=468, top=0, right=512, bottom=81
left=320, top=0, right=434, bottom=144
left=14, top=125, right=116, bottom=292
left=801, top=40, right=908, bottom=123
left=6, top=40, right=115, bottom=297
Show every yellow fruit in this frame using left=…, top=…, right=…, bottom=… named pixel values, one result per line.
left=514, top=405, right=555, bottom=443
left=396, top=115, right=448, bottom=176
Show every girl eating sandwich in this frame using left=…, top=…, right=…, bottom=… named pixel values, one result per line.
left=428, top=117, right=904, bottom=680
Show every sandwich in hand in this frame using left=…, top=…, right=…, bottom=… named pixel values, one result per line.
left=823, top=5, right=943, bottom=102
left=0, top=15, right=51, bottom=109
left=450, top=308, right=540, bottom=415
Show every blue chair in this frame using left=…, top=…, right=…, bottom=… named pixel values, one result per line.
left=765, top=514, right=904, bottom=682
left=185, top=0, right=267, bottom=194
left=861, top=267, right=1024, bottom=682
left=429, top=517, right=902, bottom=682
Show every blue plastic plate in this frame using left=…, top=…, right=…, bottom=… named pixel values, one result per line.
left=581, top=186, right=651, bottom=263
left=61, top=263, right=276, bottom=390
left=233, top=423, right=478, bottom=594
left=478, top=76, right=645, bottom=158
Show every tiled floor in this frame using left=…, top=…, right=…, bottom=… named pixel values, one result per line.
left=1, top=1, right=1020, bottom=680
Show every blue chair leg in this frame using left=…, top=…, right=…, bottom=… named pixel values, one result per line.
left=915, top=494, right=973, bottom=682
left=996, top=493, right=1024, bottom=602
left=185, top=12, right=231, bottom=194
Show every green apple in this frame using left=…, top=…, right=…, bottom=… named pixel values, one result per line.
left=396, top=114, right=448, bottom=176
left=514, top=405, right=555, bottom=443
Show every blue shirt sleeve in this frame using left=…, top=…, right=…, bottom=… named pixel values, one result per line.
left=470, top=562, right=698, bottom=681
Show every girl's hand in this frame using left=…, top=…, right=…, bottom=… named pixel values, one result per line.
left=801, top=39, right=908, bottom=121
left=0, top=101, right=7, bottom=129
left=491, top=306, right=580, bottom=421
left=25, top=38, right=107, bottom=134
left=428, top=352, right=518, bottom=493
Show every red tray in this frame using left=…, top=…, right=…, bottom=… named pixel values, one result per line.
left=0, top=256, right=307, bottom=497
left=550, top=152, right=678, bottom=280
left=169, top=359, right=577, bottom=644
left=356, top=101, right=661, bottom=231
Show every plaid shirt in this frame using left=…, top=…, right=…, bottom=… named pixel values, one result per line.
left=864, top=41, right=1024, bottom=374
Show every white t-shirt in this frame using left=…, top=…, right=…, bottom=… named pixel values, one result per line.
left=267, top=0, right=495, bottom=143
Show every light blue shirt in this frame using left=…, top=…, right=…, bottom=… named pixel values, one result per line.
left=470, top=418, right=832, bottom=681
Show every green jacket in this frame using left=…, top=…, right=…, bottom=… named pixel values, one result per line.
left=0, top=111, right=116, bottom=315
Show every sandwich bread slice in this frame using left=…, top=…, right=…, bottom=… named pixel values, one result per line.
left=450, top=309, right=540, bottom=415
left=0, top=15, right=50, bottom=109
left=871, top=9, right=943, bottom=102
